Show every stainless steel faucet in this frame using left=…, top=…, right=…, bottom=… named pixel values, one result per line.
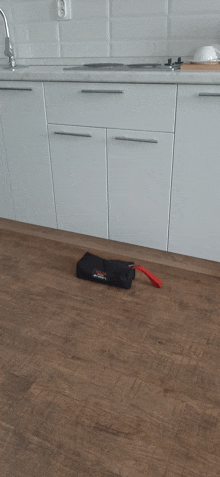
left=0, top=8, right=16, bottom=68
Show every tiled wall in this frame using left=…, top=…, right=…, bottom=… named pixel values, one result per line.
left=0, top=0, right=220, bottom=61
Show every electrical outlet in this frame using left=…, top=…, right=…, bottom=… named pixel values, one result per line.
left=57, top=0, right=72, bottom=20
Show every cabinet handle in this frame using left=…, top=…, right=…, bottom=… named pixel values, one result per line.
left=115, top=136, right=158, bottom=143
left=54, top=132, right=92, bottom=138
left=0, top=87, right=33, bottom=91
left=199, top=93, right=220, bottom=97
left=81, top=89, right=124, bottom=94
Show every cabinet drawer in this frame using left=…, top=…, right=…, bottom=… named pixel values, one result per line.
left=44, top=82, right=177, bottom=132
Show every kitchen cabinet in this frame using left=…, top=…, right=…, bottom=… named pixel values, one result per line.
left=0, top=81, right=57, bottom=227
left=168, top=84, right=220, bottom=262
left=107, top=129, right=174, bottom=250
left=2, top=77, right=219, bottom=262
left=0, top=114, right=15, bottom=220
left=47, top=124, right=108, bottom=238
left=45, top=82, right=177, bottom=250
left=47, top=124, right=174, bottom=249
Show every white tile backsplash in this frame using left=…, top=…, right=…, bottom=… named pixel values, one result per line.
left=111, top=0, right=169, bottom=16
left=13, top=22, right=59, bottom=44
left=110, top=17, right=167, bottom=40
left=111, top=40, right=170, bottom=58
left=169, top=14, right=220, bottom=39
left=72, top=0, right=108, bottom=19
left=61, top=42, right=109, bottom=58
left=0, top=0, right=219, bottom=61
left=169, top=0, right=220, bottom=14
left=59, top=19, right=108, bottom=42
left=10, top=1, right=54, bottom=23
left=16, top=43, right=60, bottom=59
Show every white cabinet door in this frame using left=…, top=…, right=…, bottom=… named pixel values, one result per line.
left=0, top=115, right=15, bottom=220
left=107, top=129, right=174, bottom=250
left=168, top=85, right=220, bottom=262
left=0, top=82, right=56, bottom=227
left=48, top=125, right=108, bottom=239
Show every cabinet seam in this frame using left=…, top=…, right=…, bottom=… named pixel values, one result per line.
left=42, top=82, right=59, bottom=229
left=167, top=84, right=178, bottom=251
left=106, top=128, right=109, bottom=240
left=0, top=112, right=17, bottom=220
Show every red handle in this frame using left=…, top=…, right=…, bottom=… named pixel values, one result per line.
left=131, top=265, right=162, bottom=288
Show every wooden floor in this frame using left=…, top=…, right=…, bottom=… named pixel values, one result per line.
left=1, top=219, right=220, bottom=477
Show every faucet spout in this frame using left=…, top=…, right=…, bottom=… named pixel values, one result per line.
left=0, top=8, right=16, bottom=67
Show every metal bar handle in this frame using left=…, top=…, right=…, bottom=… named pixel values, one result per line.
left=81, top=89, right=124, bottom=94
left=199, top=93, right=220, bottom=97
left=115, top=136, right=158, bottom=143
left=0, top=87, right=32, bottom=91
left=54, top=132, right=92, bottom=138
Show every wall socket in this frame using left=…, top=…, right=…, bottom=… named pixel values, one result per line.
left=57, top=0, right=72, bottom=20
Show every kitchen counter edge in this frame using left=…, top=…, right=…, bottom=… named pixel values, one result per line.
left=0, top=66, right=220, bottom=84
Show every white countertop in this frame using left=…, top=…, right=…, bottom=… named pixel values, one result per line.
left=0, top=63, right=220, bottom=84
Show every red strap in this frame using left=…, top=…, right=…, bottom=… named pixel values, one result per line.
left=131, top=265, right=162, bottom=288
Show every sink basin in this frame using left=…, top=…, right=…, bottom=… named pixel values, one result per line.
left=63, top=63, right=175, bottom=71
left=0, top=65, right=29, bottom=70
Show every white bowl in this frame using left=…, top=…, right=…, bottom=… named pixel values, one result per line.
left=193, top=45, right=219, bottom=63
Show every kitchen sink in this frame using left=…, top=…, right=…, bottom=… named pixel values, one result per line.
left=63, top=62, right=177, bottom=71
left=0, top=64, right=29, bottom=69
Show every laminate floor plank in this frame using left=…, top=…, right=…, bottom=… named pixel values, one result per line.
left=1, top=227, right=220, bottom=477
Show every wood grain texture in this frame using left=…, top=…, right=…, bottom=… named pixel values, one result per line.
left=181, top=63, right=220, bottom=70
left=1, top=218, right=220, bottom=277
left=1, top=223, right=220, bottom=477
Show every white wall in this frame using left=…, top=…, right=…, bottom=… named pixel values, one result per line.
left=0, top=0, right=220, bottom=61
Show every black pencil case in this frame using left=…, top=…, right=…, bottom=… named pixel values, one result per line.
left=76, top=252, right=162, bottom=290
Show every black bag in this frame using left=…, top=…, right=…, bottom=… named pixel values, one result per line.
left=76, top=252, right=162, bottom=290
